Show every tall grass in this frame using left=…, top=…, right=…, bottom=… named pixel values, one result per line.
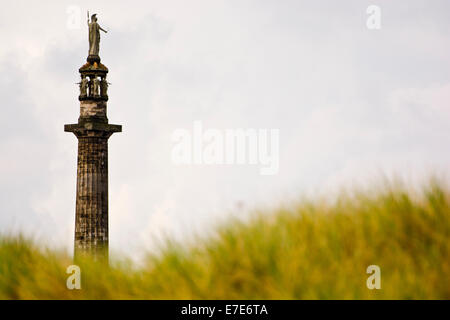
left=0, top=181, right=449, bottom=299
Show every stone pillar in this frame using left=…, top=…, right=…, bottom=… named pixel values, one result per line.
left=75, top=135, right=109, bottom=255
left=65, top=58, right=121, bottom=261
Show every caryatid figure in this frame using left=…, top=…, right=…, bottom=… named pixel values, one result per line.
left=100, top=78, right=109, bottom=97
left=79, top=76, right=89, bottom=97
left=92, top=77, right=101, bottom=97
left=88, top=13, right=107, bottom=57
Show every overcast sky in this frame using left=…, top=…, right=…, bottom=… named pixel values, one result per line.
left=1, top=0, right=450, bottom=258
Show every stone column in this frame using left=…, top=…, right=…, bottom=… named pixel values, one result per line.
left=65, top=59, right=121, bottom=261
left=75, top=133, right=109, bottom=257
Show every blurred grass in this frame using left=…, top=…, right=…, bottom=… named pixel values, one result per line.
left=1, top=180, right=449, bottom=299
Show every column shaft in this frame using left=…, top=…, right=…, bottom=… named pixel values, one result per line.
left=75, top=135, right=109, bottom=259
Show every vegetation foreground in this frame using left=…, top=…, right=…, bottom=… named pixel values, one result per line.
left=1, top=181, right=449, bottom=299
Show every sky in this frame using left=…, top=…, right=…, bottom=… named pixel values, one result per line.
left=1, top=0, right=450, bottom=259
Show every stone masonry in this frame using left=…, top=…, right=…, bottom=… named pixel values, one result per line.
left=65, top=56, right=121, bottom=261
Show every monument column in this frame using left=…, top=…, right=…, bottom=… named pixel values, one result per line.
left=65, top=14, right=121, bottom=260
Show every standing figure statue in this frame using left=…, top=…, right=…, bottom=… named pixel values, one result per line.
left=88, top=13, right=107, bottom=57
left=89, top=77, right=94, bottom=96
left=92, top=77, right=101, bottom=97
left=79, top=76, right=89, bottom=97
left=100, top=78, right=109, bottom=97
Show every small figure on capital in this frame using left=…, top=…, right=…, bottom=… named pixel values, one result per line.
left=92, top=77, right=101, bottom=97
left=78, top=76, right=89, bottom=97
left=100, top=78, right=109, bottom=97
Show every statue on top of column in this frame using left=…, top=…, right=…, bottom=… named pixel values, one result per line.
left=88, top=13, right=108, bottom=58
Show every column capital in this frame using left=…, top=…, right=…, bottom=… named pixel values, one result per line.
left=64, top=122, right=122, bottom=138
